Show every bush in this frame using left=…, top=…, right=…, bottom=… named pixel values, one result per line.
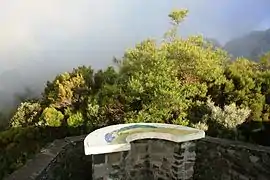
left=203, top=99, right=251, bottom=139
left=10, top=102, right=42, bottom=127
left=40, top=107, right=64, bottom=127
left=67, top=111, right=84, bottom=127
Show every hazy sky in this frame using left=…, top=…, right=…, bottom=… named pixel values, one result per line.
left=0, top=0, right=270, bottom=104
left=1, top=0, right=270, bottom=71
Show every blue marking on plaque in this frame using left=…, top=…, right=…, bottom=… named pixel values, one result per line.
left=104, top=124, right=157, bottom=143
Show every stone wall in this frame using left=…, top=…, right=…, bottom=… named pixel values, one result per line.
left=5, top=136, right=270, bottom=180
left=194, top=136, right=270, bottom=180
left=92, top=139, right=196, bottom=180
left=4, top=136, right=92, bottom=180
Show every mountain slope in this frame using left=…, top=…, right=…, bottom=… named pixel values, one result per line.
left=224, top=29, right=270, bottom=61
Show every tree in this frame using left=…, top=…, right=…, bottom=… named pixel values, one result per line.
left=116, top=10, right=199, bottom=125
left=258, top=52, right=270, bottom=71
left=10, top=102, right=42, bottom=127
left=42, top=66, right=95, bottom=109
left=221, top=58, right=263, bottom=121
left=93, top=66, right=118, bottom=92
left=8, top=8, right=270, bottom=144
left=119, top=39, right=189, bottom=124
left=39, top=107, right=64, bottom=127
left=66, top=110, right=84, bottom=128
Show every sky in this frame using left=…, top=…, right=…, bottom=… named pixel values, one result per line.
left=0, top=0, right=270, bottom=108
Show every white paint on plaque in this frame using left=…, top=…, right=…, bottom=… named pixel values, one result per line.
left=84, top=123, right=205, bottom=155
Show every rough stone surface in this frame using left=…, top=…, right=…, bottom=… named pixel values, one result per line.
left=194, top=136, right=270, bottom=180
left=6, top=135, right=270, bottom=180
left=37, top=138, right=92, bottom=180
left=4, top=136, right=92, bottom=180
left=92, top=139, right=196, bottom=180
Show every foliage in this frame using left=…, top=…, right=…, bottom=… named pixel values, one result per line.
left=0, top=126, right=89, bottom=179
left=10, top=101, right=42, bottom=127
left=40, top=107, right=64, bottom=127
left=43, top=69, right=88, bottom=109
left=202, top=99, right=251, bottom=139
left=5, top=8, right=270, bottom=178
left=191, top=121, right=209, bottom=132
left=66, top=110, right=84, bottom=128
left=165, top=9, right=188, bottom=40
left=120, top=39, right=190, bottom=124
left=7, top=8, right=270, bottom=140
left=9, top=8, right=270, bottom=141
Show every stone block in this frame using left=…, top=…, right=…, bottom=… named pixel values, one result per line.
left=149, top=140, right=172, bottom=154
left=107, top=152, right=122, bottom=164
left=121, top=150, right=129, bottom=160
left=92, top=164, right=111, bottom=179
left=93, top=154, right=105, bottom=165
left=150, top=154, right=163, bottom=163
left=131, top=141, right=149, bottom=154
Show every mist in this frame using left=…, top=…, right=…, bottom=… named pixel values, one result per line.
left=0, top=0, right=270, bottom=110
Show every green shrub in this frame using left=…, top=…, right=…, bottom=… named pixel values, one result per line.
left=10, top=102, right=42, bottom=127
left=67, top=111, right=84, bottom=127
left=203, top=99, right=251, bottom=139
left=40, top=107, right=64, bottom=127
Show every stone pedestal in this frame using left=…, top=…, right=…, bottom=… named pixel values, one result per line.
left=85, top=123, right=204, bottom=180
left=92, top=140, right=196, bottom=180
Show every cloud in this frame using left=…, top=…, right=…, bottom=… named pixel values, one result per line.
left=1, top=0, right=270, bottom=71
left=0, top=0, right=270, bottom=108
left=0, top=0, right=125, bottom=70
